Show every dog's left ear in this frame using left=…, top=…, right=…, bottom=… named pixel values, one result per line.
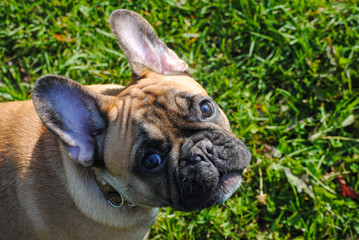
left=32, top=75, right=107, bottom=167
left=109, top=9, right=189, bottom=78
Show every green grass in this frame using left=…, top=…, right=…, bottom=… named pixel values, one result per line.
left=1, top=0, right=359, bottom=239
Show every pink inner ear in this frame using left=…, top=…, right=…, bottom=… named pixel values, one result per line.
left=121, top=25, right=162, bottom=71
left=124, top=31, right=188, bottom=75
left=160, top=49, right=189, bottom=74
left=111, top=11, right=189, bottom=75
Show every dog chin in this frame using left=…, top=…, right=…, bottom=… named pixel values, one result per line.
left=211, top=172, right=242, bottom=204
left=196, top=172, right=242, bottom=210
left=174, top=172, right=242, bottom=212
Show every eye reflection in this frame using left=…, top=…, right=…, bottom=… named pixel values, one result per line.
left=143, top=154, right=162, bottom=169
left=200, top=101, right=214, bottom=118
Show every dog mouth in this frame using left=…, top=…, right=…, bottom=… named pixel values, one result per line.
left=176, top=170, right=242, bottom=211
left=172, top=131, right=250, bottom=211
left=209, top=171, right=242, bottom=204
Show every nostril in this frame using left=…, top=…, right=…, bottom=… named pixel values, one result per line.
left=205, top=145, right=214, bottom=156
left=190, top=151, right=205, bottom=163
left=198, top=139, right=213, bottom=152
left=186, top=141, right=216, bottom=164
left=202, top=142, right=216, bottom=161
left=194, top=153, right=202, bottom=162
left=182, top=139, right=217, bottom=164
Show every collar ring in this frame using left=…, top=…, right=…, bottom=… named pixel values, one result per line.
left=106, top=193, right=124, bottom=208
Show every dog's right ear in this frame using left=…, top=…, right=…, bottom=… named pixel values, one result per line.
left=32, top=75, right=108, bottom=167
left=109, top=9, right=189, bottom=78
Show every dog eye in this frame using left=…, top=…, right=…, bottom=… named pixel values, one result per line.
left=200, top=101, right=214, bottom=118
left=143, top=154, right=162, bottom=169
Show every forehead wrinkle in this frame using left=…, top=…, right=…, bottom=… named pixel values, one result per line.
left=117, top=76, right=208, bottom=108
left=132, top=75, right=208, bottom=96
left=139, top=84, right=185, bottom=94
left=141, top=121, right=166, bottom=140
left=126, top=85, right=185, bottom=115
left=139, top=99, right=184, bottom=144
left=140, top=81, right=207, bottom=96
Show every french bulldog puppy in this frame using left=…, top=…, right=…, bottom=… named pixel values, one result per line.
left=0, top=9, right=251, bottom=240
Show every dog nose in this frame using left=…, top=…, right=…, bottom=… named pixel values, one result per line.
left=187, top=139, right=216, bottom=164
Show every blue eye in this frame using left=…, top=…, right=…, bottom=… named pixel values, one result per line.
left=143, top=154, right=162, bottom=169
left=200, top=101, right=214, bottom=118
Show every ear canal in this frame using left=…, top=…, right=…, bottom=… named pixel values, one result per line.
left=32, top=75, right=107, bottom=167
left=109, top=9, right=190, bottom=78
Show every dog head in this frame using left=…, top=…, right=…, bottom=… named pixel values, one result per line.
left=32, top=9, right=251, bottom=212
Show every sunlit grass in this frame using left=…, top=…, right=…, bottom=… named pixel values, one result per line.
left=1, top=0, right=358, bottom=239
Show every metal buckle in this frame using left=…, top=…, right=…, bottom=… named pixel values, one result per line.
left=106, top=193, right=124, bottom=208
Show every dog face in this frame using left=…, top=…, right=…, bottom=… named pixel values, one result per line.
left=32, top=10, right=251, bottom=212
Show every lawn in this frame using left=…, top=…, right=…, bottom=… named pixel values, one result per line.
left=1, top=0, right=359, bottom=239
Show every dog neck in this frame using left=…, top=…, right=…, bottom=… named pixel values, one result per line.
left=93, top=171, right=136, bottom=208
left=61, top=144, right=158, bottom=229
left=92, top=133, right=136, bottom=208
